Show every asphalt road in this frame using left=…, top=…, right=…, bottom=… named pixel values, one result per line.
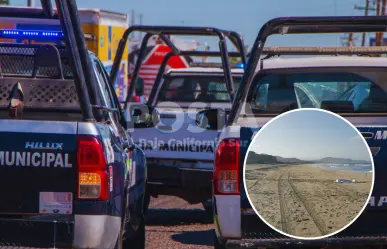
left=145, top=195, right=215, bottom=249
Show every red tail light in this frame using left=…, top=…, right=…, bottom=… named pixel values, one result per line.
left=214, top=138, right=240, bottom=195
left=77, top=136, right=109, bottom=201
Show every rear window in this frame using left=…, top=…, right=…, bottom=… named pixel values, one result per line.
left=245, top=68, right=387, bottom=114
left=157, top=76, right=241, bottom=103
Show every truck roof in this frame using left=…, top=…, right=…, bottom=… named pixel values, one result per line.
left=259, top=56, right=387, bottom=70
left=166, top=67, right=244, bottom=75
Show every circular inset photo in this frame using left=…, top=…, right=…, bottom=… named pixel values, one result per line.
left=244, top=108, right=374, bottom=240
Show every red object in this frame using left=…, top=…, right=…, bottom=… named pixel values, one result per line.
left=132, top=96, right=140, bottom=103
left=213, top=138, right=240, bottom=195
left=129, top=45, right=190, bottom=98
left=76, top=136, right=109, bottom=201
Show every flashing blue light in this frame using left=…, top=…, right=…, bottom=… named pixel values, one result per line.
left=235, top=62, right=245, bottom=69
left=0, top=29, right=65, bottom=39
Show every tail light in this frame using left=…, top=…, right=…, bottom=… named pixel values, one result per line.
left=77, top=136, right=109, bottom=200
left=214, top=138, right=240, bottom=195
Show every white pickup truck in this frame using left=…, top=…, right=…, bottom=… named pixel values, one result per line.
left=207, top=15, right=387, bottom=249
left=131, top=66, right=244, bottom=212
left=109, top=26, right=247, bottom=212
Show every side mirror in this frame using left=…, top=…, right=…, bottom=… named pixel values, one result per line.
left=195, top=109, right=226, bottom=131
left=130, top=104, right=160, bottom=128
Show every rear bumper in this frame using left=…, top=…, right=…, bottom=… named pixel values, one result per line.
left=147, top=163, right=212, bottom=203
left=227, top=210, right=387, bottom=248
left=225, top=236, right=387, bottom=248
left=0, top=217, right=73, bottom=248
left=0, top=214, right=121, bottom=249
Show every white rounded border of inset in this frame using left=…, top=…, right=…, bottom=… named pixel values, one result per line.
left=242, top=108, right=375, bottom=240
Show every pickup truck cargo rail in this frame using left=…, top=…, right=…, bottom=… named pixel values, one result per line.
left=8, top=0, right=99, bottom=121
left=0, top=0, right=105, bottom=122
left=110, top=25, right=247, bottom=106
left=228, top=15, right=387, bottom=125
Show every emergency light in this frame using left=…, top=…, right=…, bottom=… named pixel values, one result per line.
left=235, top=62, right=245, bottom=69
left=0, top=29, right=64, bottom=39
left=0, top=29, right=96, bottom=41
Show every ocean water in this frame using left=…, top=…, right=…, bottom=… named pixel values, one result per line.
left=311, top=163, right=373, bottom=173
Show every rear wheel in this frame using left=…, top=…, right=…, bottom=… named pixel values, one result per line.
left=143, top=190, right=151, bottom=215
left=114, top=232, right=123, bottom=249
left=202, top=199, right=213, bottom=215
left=213, top=231, right=226, bottom=249
left=123, top=216, right=145, bottom=249
left=121, top=194, right=146, bottom=249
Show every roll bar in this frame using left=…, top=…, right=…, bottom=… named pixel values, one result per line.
left=0, top=0, right=102, bottom=121
left=51, top=0, right=101, bottom=121
left=227, top=15, right=387, bottom=125
left=109, top=25, right=247, bottom=108
left=0, top=1, right=102, bottom=121
left=147, top=51, right=245, bottom=106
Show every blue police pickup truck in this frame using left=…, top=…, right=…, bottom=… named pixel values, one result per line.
left=0, top=30, right=147, bottom=249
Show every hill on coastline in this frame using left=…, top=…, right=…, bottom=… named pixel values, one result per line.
left=246, top=152, right=312, bottom=164
left=246, top=152, right=369, bottom=165
left=315, top=157, right=370, bottom=164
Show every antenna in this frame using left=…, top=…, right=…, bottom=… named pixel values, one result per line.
left=352, top=0, right=387, bottom=47
left=380, top=0, right=387, bottom=45
left=27, top=0, right=35, bottom=7
left=138, top=13, right=143, bottom=39
left=355, top=0, right=373, bottom=46
left=131, top=10, right=135, bottom=40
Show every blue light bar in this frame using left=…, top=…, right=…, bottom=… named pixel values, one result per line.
left=0, top=29, right=65, bottom=40
left=235, top=62, right=245, bottom=69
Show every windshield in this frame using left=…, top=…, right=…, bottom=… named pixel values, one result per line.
left=157, top=75, right=241, bottom=103
left=244, top=68, right=387, bottom=115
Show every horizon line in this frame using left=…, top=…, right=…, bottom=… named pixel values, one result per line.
left=250, top=152, right=371, bottom=162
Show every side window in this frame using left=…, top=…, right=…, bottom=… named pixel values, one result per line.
left=93, top=58, right=126, bottom=126
left=252, top=83, right=269, bottom=109
left=94, top=60, right=114, bottom=108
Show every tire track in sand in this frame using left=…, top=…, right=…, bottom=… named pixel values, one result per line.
left=287, top=171, right=329, bottom=236
left=278, top=170, right=290, bottom=233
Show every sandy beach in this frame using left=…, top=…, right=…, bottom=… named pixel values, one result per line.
left=245, top=163, right=373, bottom=238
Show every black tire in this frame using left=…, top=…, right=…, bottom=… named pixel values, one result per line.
left=202, top=199, right=213, bottom=214
left=123, top=216, right=146, bottom=249
left=143, top=190, right=151, bottom=215
left=114, top=214, right=126, bottom=249
left=213, top=231, right=226, bottom=249
left=114, top=232, right=123, bottom=249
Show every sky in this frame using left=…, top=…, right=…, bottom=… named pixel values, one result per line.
left=9, top=0, right=380, bottom=51
left=250, top=109, right=371, bottom=161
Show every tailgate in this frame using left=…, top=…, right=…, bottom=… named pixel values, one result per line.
left=0, top=120, right=77, bottom=214
left=133, top=109, right=217, bottom=161
left=239, top=124, right=387, bottom=238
